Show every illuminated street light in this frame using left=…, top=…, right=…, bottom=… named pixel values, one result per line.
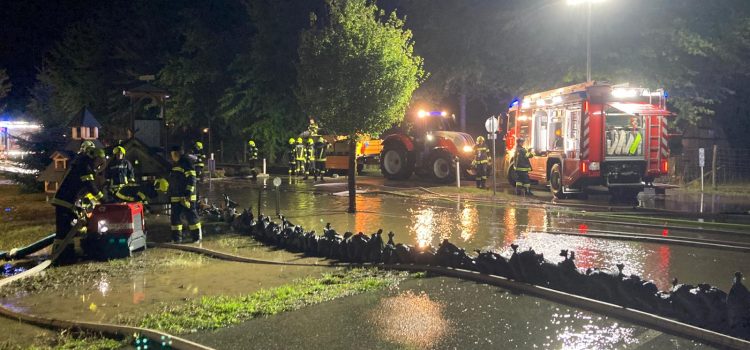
left=567, top=0, right=608, bottom=82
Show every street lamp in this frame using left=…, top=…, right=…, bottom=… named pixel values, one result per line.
left=567, top=0, right=607, bottom=82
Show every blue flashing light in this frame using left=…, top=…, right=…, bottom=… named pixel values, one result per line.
left=664, top=91, right=669, bottom=99
left=428, top=111, right=442, bottom=116
left=509, top=97, right=520, bottom=109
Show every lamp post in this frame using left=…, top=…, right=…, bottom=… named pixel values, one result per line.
left=484, top=116, right=499, bottom=196
left=567, top=0, right=606, bottom=82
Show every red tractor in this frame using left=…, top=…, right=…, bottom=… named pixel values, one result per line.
left=380, top=110, right=476, bottom=182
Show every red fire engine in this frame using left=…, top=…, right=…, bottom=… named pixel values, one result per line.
left=503, top=82, right=671, bottom=200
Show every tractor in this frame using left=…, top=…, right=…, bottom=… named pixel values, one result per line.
left=380, top=110, right=476, bottom=182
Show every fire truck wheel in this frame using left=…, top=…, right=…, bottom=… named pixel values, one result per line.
left=550, top=163, right=567, bottom=199
left=381, top=143, right=414, bottom=180
left=428, top=150, right=454, bottom=183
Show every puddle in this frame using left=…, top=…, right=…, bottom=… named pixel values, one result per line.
left=185, top=276, right=711, bottom=350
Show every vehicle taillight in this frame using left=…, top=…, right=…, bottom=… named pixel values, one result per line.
left=661, top=159, right=669, bottom=173
left=581, top=162, right=588, bottom=174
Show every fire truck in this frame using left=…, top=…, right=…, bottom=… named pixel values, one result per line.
left=503, top=82, right=671, bottom=200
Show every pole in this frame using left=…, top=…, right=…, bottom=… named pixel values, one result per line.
left=263, top=158, right=267, bottom=175
left=711, top=144, right=717, bottom=190
left=257, top=185, right=262, bottom=218
left=275, top=187, right=280, bottom=217
left=456, top=158, right=461, bottom=189
left=586, top=0, right=592, bottom=82
left=700, top=165, right=704, bottom=193
left=492, top=132, right=497, bottom=197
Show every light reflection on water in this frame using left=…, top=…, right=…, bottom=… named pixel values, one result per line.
left=370, top=290, right=450, bottom=349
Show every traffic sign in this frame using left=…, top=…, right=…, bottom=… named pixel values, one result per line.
left=484, top=116, right=499, bottom=133
left=698, top=148, right=705, bottom=167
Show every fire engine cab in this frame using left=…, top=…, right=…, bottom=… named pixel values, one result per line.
left=503, top=82, right=671, bottom=201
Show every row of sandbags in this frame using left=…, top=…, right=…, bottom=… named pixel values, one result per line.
left=225, top=210, right=750, bottom=340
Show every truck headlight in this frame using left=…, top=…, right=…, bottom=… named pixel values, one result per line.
left=98, top=220, right=109, bottom=234
left=463, top=145, right=473, bottom=153
left=589, top=162, right=600, bottom=171
left=426, top=134, right=434, bottom=141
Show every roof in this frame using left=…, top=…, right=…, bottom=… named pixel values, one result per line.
left=37, top=161, right=67, bottom=182
left=123, top=83, right=170, bottom=98
left=63, top=139, right=104, bottom=153
left=66, top=108, right=103, bottom=129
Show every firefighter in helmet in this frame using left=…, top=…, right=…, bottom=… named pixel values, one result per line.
left=191, top=141, right=206, bottom=179
left=472, top=136, right=490, bottom=189
left=247, top=139, right=259, bottom=181
left=295, top=137, right=306, bottom=176
left=112, top=178, right=169, bottom=207
left=314, top=137, right=329, bottom=181
left=513, top=137, right=535, bottom=195
left=288, top=137, right=297, bottom=176
left=50, top=141, right=105, bottom=263
left=105, top=145, right=135, bottom=198
left=304, top=137, right=315, bottom=180
left=168, top=145, right=201, bottom=243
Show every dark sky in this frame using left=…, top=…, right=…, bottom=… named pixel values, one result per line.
left=0, top=0, right=100, bottom=111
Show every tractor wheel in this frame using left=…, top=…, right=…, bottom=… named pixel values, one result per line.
left=381, top=142, right=414, bottom=180
left=428, top=150, right=454, bottom=183
left=550, top=163, right=567, bottom=199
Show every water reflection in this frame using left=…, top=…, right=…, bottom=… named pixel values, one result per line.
left=411, top=207, right=435, bottom=248
left=459, top=204, right=478, bottom=242
left=370, top=291, right=450, bottom=349
left=552, top=311, right=637, bottom=349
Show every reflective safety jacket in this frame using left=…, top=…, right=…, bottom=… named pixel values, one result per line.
left=314, top=141, right=328, bottom=162
left=295, top=144, right=306, bottom=161
left=473, top=144, right=489, bottom=164
left=51, top=153, right=103, bottom=210
left=513, top=146, right=534, bottom=172
left=105, top=158, right=134, bottom=189
left=168, top=155, right=197, bottom=203
left=248, top=145, right=259, bottom=161
left=114, top=183, right=157, bottom=204
left=288, top=145, right=297, bottom=164
left=191, top=150, right=206, bottom=177
left=306, top=144, right=316, bottom=162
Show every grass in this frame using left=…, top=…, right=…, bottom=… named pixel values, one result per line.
left=681, top=181, right=750, bottom=196
left=0, top=185, right=55, bottom=252
left=135, top=268, right=406, bottom=334
left=0, top=331, right=123, bottom=350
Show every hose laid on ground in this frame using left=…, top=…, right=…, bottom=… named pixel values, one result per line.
left=1, top=234, right=56, bottom=261
left=153, top=240, right=750, bottom=350
left=0, top=244, right=214, bottom=350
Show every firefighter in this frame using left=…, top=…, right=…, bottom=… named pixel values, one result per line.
left=50, top=141, right=105, bottom=262
left=473, top=136, right=489, bottom=189
left=304, top=137, right=315, bottom=180
left=288, top=137, right=297, bottom=176
left=247, top=140, right=259, bottom=181
left=168, top=145, right=202, bottom=243
left=308, top=118, right=319, bottom=137
left=105, top=145, right=135, bottom=198
left=314, top=137, right=328, bottom=181
left=112, top=178, right=169, bottom=207
left=513, top=137, right=535, bottom=195
left=295, top=137, right=306, bottom=176
left=191, top=141, right=206, bottom=180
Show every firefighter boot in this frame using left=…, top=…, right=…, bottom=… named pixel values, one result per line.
left=51, top=239, right=76, bottom=265
left=171, top=226, right=183, bottom=244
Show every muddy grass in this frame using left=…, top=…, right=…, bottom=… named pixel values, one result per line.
left=0, top=249, right=212, bottom=298
left=0, top=185, right=55, bottom=252
left=0, top=330, right=124, bottom=350
left=128, top=268, right=408, bottom=334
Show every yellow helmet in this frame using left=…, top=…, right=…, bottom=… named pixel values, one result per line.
left=476, top=136, right=485, bottom=143
left=154, top=178, right=169, bottom=193
left=248, top=140, right=256, bottom=147
left=289, top=137, right=296, bottom=145
left=113, top=146, right=126, bottom=156
left=296, top=137, right=303, bottom=144
left=307, top=138, right=314, bottom=145
left=80, top=140, right=96, bottom=153
left=194, top=141, right=204, bottom=150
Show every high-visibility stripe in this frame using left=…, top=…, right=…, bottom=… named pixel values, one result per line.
left=94, top=191, right=103, bottom=200
left=629, top=132, right=642, bottom=155
left=50, top=198, right=75, bottom=209
left=186, top=185, right=195, bottom=192
left=196, top=163, right=205, bottom=167
left=171, top=197, right=181, bottom=203
left=172, top=167, right=185, bottom=173
left=188, top=223, right=202, bottom=230
left=171, top=225, right=183, bottom=231
left=185, top=170, right=197, bottom=177
left=116, top=192, right=135, bottom=202
left=80, top=174, right=95, bottom=181
left=137, top=192, right=147, bottom=201
left=515, top=167, right=531, bottom=171
left=188, top=195, right=197, bottom=201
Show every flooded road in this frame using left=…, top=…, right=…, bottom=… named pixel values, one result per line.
left=203, top=178, right=750, bottom=291
left=187, top=276, right=711, bottom=350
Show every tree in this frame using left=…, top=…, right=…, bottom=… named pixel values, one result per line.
left=298, top=0, right=424, bottom=212
left=0, top=68, right=10, bottom=112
